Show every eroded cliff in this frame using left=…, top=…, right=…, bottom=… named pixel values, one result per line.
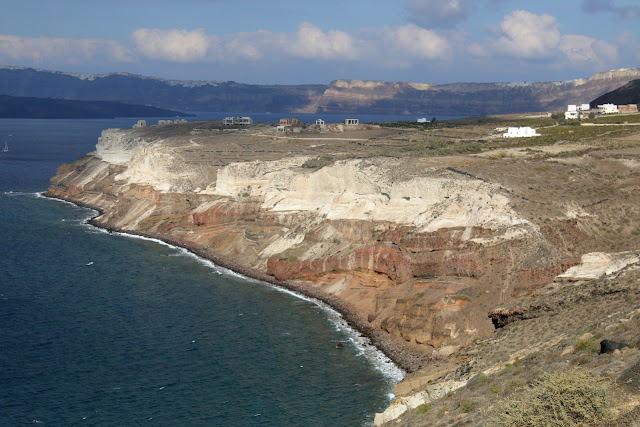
left=46, top=118, right=639, bottom=374
left=47, top=117, right=640, bottom=423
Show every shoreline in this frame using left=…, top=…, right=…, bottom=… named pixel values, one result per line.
left=42, top=191, right=421, bottom=375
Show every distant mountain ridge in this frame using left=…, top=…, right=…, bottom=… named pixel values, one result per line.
left=2, top=65, right=639, bottom=116
left=0, top=94, right=192, bottom=119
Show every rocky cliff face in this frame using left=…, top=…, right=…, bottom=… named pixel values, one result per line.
left=47, top=120, right=612, bottom=371
left=47, top=118, right=640, bottom=423
left=4, top=66, right=640, bottom=116
left=314, top=68, right=640, bottom=115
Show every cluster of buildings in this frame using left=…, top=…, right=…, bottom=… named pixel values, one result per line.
left=132, top=119, right=187, bottom=128
left=220, top=116, right=362, bottom=134
left=564, top=103, right=638, bottom=119
left=274, top=117, right=359, bottom=133
left=564, top=104, right=591, bottom=120
left=223, top=116, right=253, bottom=126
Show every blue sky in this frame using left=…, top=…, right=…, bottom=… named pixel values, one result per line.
left=1, top=0, right=639, bottom=84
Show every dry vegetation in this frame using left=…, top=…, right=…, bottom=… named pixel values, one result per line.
left=362, top=113, right=640, bottom=426
left=390, top=262, right=640, bottom=426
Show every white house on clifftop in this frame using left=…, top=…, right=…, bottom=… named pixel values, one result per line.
left=503, top=127, right=540, bottom=138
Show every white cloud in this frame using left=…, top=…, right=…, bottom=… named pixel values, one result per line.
left=493, top=11, right=561, bottom=58
left=479, top=10, right=619, bottom=69
left=285, top=23, right=358, bottom=60
left=559, top=35, right=618, bottom=65
left=0, top=35, right=133, bottom=64
left=213, top=31, right=270, bottom=61
left=129, top=24, right=357, bottom=63
left=383, top=24, right=451, bottom=60
left=126, top=23, right=452, bottom=71
left=132, top=28, right=209, bottom=62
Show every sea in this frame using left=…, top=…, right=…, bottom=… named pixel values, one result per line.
left=0, top=112, right=459, bottom=426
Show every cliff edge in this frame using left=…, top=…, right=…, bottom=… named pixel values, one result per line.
left=47, top=116, right=640, bottom=424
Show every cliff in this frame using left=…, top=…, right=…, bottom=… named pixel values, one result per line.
left=317, top=69, right=640, bottom=115
left=47, top=117, right=640, bottom=424
left=5, top=66, right=640, bottom=116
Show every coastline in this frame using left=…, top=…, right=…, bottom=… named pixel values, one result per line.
left=43, top=191, right=415, bottom=377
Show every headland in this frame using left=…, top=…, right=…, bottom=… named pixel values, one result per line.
left=46, top=115, right=640, bottom=424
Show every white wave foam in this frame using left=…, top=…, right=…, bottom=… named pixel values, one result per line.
left=3, top=191, right=45, bottom=198
left=252, top=282, right=405, bottom=384
left=45, top=194, right=405, bottom=386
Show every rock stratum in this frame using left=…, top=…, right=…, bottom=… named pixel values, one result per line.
left=5, top=66, right=640, bottom=116
left=47, top=117, right=640, bottom=424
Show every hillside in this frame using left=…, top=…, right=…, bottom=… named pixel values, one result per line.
left=0, top=95, right=192, bottom=119
left=45, top=113, right=640, bottom=425
left=3, top=66, right=640, bottom=116
left=591, top=78, right=640, bottom=107
left=0, top=67, right=326, bottom=114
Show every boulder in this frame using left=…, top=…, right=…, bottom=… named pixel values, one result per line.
left=600, top=339, right=629, bottom=354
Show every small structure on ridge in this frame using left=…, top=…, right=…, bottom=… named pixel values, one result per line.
left=503, top=126, right=540, bottom=138
left=223, top=116, right=253, bottom=126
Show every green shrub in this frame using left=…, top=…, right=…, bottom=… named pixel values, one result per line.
left=460, top=400, right=474, bottom=413
left=493, top=368, right=613, bottom=426
left=490, top=386, right=502, bottom=394
left=574, top=338, right=600, bottom=353
left=302, top=156, right=334, bottom=169
left=468, top=373, right=489, bottom=387
left=449, top=293, right=472, bottom=301
left=416, top=403, right=432, bottom=414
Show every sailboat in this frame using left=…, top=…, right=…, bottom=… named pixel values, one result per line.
left=2, top=140, right=7, bottom=152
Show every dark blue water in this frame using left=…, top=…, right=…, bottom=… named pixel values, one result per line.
left=0, top=116, right=406, bottom=426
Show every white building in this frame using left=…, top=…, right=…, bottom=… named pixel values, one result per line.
left=417, top=118, right=428, bottom=123
left=223, top=116, right=253, bottom=125
left=132, top=120, right=146, bottom=128
left=315, top=119, right=325, bottom=125
left=597, top=104, right=619, bottom=114
left=503, top=126, right=540, bottom=138
left=565, top=103, right=590, bottom=119
left=344, top=119, right=359, bottom=125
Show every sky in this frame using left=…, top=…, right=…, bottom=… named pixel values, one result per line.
left=1, top=0, right=639, bottom=85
